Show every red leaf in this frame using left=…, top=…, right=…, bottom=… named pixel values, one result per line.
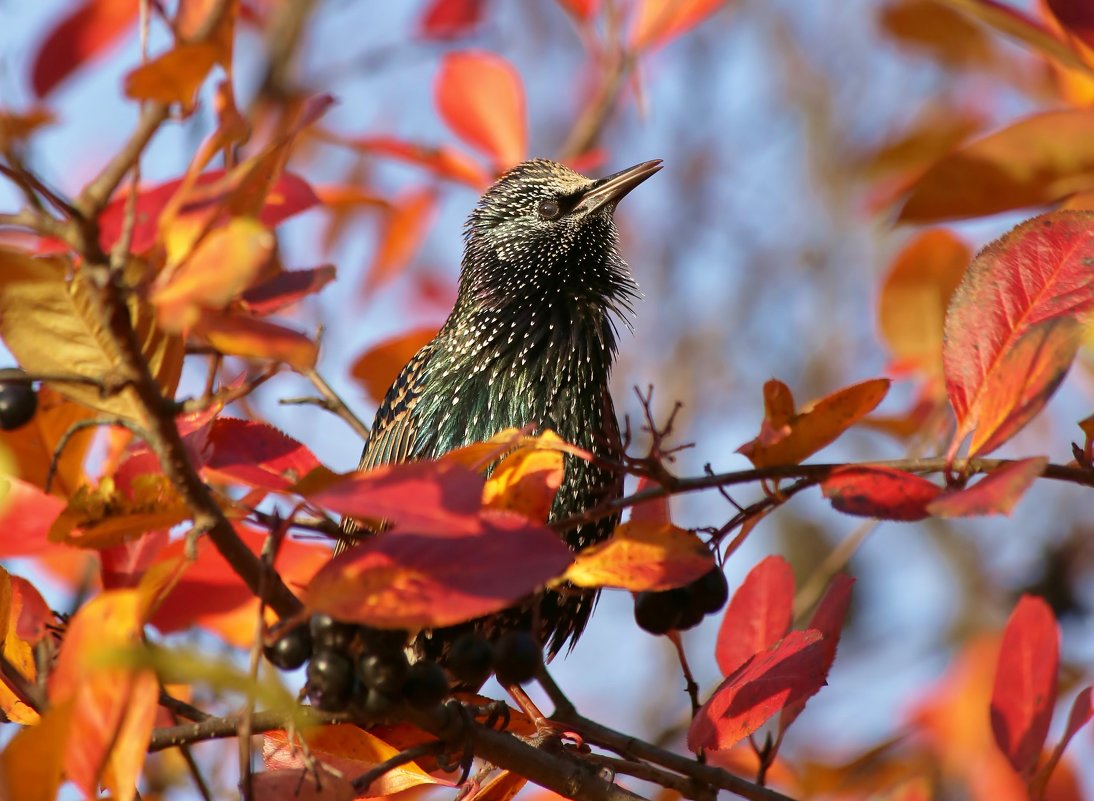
left=715, top=555, right=794, bottom=677
left=990, top=595, right=1059, bottom=777
left=629, top=475, right=670, bottom=525
left=435, top=51, right=527, bottom=170
left=1038, top=687, right=1094, bottom=791
left=31, top=0, right=137, bottom=97
left=10, top=575, right=52, bottom=645
left=779, top=573, right=854, bottom=734
left=556, top=0, right=599, bottom=20
left=306, top=512, right=573, bottom=628
left=927, top=457, right=1047, bottom=518
left=944, top=212, right=1094, bottom=458
left=305, top=461, right=485, bottom=534
left=239, top=265, right=337, bottom=316
left=0, top=478, right=67, bottom=557
left=348, top=137, right=491, bottom=188
left=419, top=0, right=486, bottom=39
left=203, top=418, right=321, bottom=492
left=365, top=189, right=437, bottom=294
left=629, top=0, right=725, bottom=51
left=687, top=630, right=829, bottom=752
left=822, top=466, right=942, bottom=521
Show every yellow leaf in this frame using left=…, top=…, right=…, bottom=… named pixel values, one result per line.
left=0, top=387, right=99, bottom=496
left=483, top=447, right=563, bottom=522
left=0, top=699, right=72, bottom=801
left=153, top=216, right=274, bottom=332
left=0, top=251, right=183, bottom=423
left=563, top=520, right=714, bottom=591
left=49, top=475, right=189, bottom=549
left=194, top=311, right=318, bottom=369
left=0, top=566, right=39, bottom=724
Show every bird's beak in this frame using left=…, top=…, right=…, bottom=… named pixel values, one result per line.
left=576, top=159, right=663, bottom=215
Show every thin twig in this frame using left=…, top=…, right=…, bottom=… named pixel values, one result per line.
left=299, top=366, right=371, bottom=441
left=159, top=690, right=212, bottom=722
left=578, top=753, right=715, bottom=801
left=350, top=741, right=447, bottom=793
left=45, top=417, right=146, bottom=494
left=148, top=708, right=337, bottom=752
left=0, top=652, right=46, bottom=713
left=667, top=632, right=702, bottom=718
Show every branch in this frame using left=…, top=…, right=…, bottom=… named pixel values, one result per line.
left=298, top=366, right=371, bottom=441
left=148, top=708, right=337, bottom=752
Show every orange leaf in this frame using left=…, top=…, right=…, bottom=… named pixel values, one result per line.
left=347, top=137, right=491, bottom=188
left=927, top=457, right=1047, bottom=518
left=153, top=217, right=274, bottom=332
left=435, top=51, right=527, bottom=169
left=0, top=386, right=98, bottom=496
left=629, top=475, right=671, bottom=525
left=878, top=229, right=969, bottom=376
left=364, top=189, right=437, bottom=295
left=351, top=327, right=439, bottom=404
left=264, top=725, right=449, bottom=795
left=124, top=41, right=220, bottom=107
left=737, top=378, right=890, bottom=468
left=629, top=0, right=726, bottom=51
left=563, top=520, right=714, bottom=591
left=990, top=595, right=1059, bottom=778
left=194, top=312, right=318, bottom=369
left=482, top=440, right=564, bottom=522
left=0, top=567, right=39, bottom=725
left=899, top=111, right=1094, bottom=223
left=418, top=0, right=486, bottom=40
left=0, top=699, right=72, bottom=801
left=48, top=474, right=189, bottom=550
left=31, top=0, right=137, bottom=98
left=943, top=212, right=1094, bottom=458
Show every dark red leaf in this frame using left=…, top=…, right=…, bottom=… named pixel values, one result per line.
left=305, top=461, right=485, bottom=534
left=927, top=457, right=1047, bottom=518
left=306, top=511, right=574, bottom=628
left=944, top=211, right=1094, bottom=458
left=31, top=0, right=137, bottom=98
left=100, top=531, right=170, bottom=590
left=10, top=575, right=52, bottom=645
left=239, top=265, right=337, bottom=316
left=779, top=573, right=854, bottom=734
left=203, top=418, right=321, bottom=492
left=688, top=630, right=829, bottom=752
left=822, top=466, right=942, bottom=521
left=418, top=0, right=486, bottom=39
left=715, top=555, right=794, bottom=677
left=990, top=595, right=1059, bottom=777
left=1047, top=0, right=1094, bottom=49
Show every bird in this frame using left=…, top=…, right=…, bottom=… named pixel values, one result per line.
left=338, top=157, right=662, bottom=662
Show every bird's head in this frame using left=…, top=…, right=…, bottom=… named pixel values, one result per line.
left=460, top=158, right=662, bottom=316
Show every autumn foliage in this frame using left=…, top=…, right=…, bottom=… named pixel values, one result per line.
left=1, top=1, right=1094, bottom=801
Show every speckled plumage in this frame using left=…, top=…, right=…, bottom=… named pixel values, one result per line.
left=339, top=158, right=661, bottom=659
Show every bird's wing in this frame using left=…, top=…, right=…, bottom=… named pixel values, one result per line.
left=335, top=343, right=434, bottom=556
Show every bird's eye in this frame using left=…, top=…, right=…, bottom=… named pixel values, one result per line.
left=537, top=199, right=561, bottom=220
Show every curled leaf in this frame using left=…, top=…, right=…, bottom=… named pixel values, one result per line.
left=563, top=521, right=713, bottom=591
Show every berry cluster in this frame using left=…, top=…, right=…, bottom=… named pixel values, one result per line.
left=633, top=566, right=729, bottom=635
left=0, top=369, right=37, bottom=431
left=263, top=615, right=543, bottom=713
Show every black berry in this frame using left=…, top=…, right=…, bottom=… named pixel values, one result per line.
left=493, top=631, right=542, bottom=686
left=0, top=375, right=37, bottom=431
left=358, top=651, right=408, bottom=695
left=361, top=626, right=408, bottom=655
left=403, top=661, right=449, bottom=708
left=263, top=623, right=312, bottom=670
left=306, top=650, right=355, bottom=711
left=447, top=633, right=495, bottom=687
left=309, top=614, right=357, bottom=652
left=674, top=596, right=705, bottom=631
left=362, top=686, right=398, bottom=716
left=686, top=567, right=729, bottom=616
left=634, top=589, right=684, bottom=634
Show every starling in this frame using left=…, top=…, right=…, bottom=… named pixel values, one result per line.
left=339, top=158, right=662, bottom=660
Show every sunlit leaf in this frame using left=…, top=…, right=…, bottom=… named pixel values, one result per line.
left=124, top=41, right=219, bottom=107
left=990, top=595, right=1059, bottom=777
left=687, top=629, right=829, bottom=752
left=629, top=475, right=671, bottom=525
left=31, top=0, right=137, bottom=98
left=194, top=311, right=318, bottom=369
left=351, top=327, right=439, bottom=404
left=0, top=699, right=72, bottom=801
left=0, top=477, right=68, bottom=557
left=264, top=725, right=449, bottom=795
left=0, top=567, right=39, bottom=724
left=1036, top=687, right=1094, bottom=794
left=556, top=0, right=600, bottom=20
left=482, top=444, right=564, bottom=522
left=629, top=0, right=726, bottom=51
left=563, top=520, right=714, bottom=591
left=203, top=417, right=322, bottom=492
left=307, top=512, right=573, bottom=628
left=345, top=137, right=491, bottom=188
left=715, top=555, right=794, bottom=677
left=822, top=466, right=942, bottom=521
left=435, top=51, right=527, bottom=169
left=0, top=386, right=98, bottom=496
left=10, top=575, right=51, bottom=645
left=239, top=265, right=337, bottom=316
left=939, top=0, right=1090, bottom=70
left=49, top=475, right=189, bottom=549
left=899, top=111, right=1094, bottom=222
left=926, top=457, right=1047, bottom=517
left=0, top=251, right=183, bottom=422
left=737, top=378, right=890, bottom=468
left=364, top=189, right=436, bottom=295
left=943, top=212, right=1094, bottom=458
